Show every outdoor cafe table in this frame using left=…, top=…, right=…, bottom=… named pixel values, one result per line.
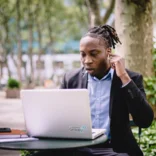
left=0, top=135, right=107, bottom=153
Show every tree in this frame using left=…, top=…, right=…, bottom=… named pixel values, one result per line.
left=85, top=0, right=115, bottom=27
left=115, top=0, right=154, bottom=77
left=16, top=0, right=22, bottom=81
left=0, top=0, right=116, bottom=87
left=0, top=0, right=13, bottom=78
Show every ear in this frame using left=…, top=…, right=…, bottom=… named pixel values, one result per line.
left=106, top=48, right=112, bottom=56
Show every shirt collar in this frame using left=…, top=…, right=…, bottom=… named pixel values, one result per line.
left=88, top=68, right=114, bottom=82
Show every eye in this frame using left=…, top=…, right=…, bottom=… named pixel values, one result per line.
left=80, top=52, right=86, bottom=57
left=90, top=51, right=98, bottom=56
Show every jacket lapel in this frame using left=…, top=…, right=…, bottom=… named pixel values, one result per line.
left=109, top=71, right=122, bottom=118
left=81, top=69, right=88, bottom=88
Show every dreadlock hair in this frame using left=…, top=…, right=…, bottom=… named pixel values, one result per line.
left=83, top=25, right=121, bottom=49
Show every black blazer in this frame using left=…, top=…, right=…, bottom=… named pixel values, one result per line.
left=60, top=67, right=154, bottom=156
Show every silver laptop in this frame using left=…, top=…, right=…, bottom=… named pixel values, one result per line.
left=20, top=89, right=106, bottom=140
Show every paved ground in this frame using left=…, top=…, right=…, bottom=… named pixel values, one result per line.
left=0, top=91, right=25, bottom=156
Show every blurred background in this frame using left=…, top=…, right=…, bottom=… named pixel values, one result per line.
left=0, top=0, right=156, bottom=155
left=0, top=0, right=156, bottom=89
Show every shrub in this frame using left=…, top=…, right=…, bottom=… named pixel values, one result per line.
left=153, top=46, right=156, bottom=74
left=132, top=120, right=156, bottom=156
left=144, top=77, right=156, bottom=106
left=7, top=78, right=20, bottom=89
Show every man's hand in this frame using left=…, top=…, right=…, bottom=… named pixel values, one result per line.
left=108, top=54, right=131, bottom=85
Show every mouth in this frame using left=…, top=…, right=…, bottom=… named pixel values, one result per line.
left=85, top=68, right=94, bottom=73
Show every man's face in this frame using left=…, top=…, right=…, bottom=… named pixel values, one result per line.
left=80, top=36, right=110, bottom=79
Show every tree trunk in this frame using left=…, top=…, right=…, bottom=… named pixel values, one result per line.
left=103, top=0, right=115, bottom=24
left=115, top=0, right=154, bottom=77
left=27, top=0, right=34, bottom=85
left=0, top=43, right=4, bottom=78
left=5, top=60, right=11, bottom=78
left=10, top=52, right=18, bottom=69
left=23, top=61, right=27, bottom=83
left=16, top=0, right=22, bottom=82
left=0, top=61, right=3, bottom=78
left=28, top=23, right=34, bottom=85
left=3, top=22, right=12, bottom=78
left=48, top=21, right=53, bottom=46
left=85, top=0, right=101, bottom=27
left=36, top=21, right=43, bottom=86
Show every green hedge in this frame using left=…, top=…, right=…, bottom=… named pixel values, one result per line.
left=153, top=45, right=156, bottom=74
left=143, top=44, right=156, bottom=106
left=144, top=77, right=156, bottom=106
left=133, top=44, right=156, bottom=156
left=132, top=120, right=156, bottom=156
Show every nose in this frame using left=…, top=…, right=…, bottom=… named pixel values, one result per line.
left=84, top=56, right=93, bottom=64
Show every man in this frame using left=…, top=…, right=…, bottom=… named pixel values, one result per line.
left=60, top=25, right=154, bottom=156
left=32, top=25, right=153, bottom=156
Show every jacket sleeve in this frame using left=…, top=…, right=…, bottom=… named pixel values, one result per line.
left=60, top=73, right=67, bottom=89
left=123, top=74, right=154, bottom=128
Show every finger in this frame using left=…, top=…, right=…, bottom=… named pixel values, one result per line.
left=109, top=53, right=118, bottom=57
left=111, top=64, right=115, bottom=69
left=110, top=62, right=115, bottom=69
left=109, top=54, right=121, bottom=60
left=108, top=55, right=112, bottom=60
left=109, top=53, right=119, bottom=56
left=108, top=55, right=117, bottom=61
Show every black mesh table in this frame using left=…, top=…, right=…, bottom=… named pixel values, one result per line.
left=0, top=135, right=107, bottom=151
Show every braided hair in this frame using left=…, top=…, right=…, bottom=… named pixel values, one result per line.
left=84, top=25, right=121, bottom=49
